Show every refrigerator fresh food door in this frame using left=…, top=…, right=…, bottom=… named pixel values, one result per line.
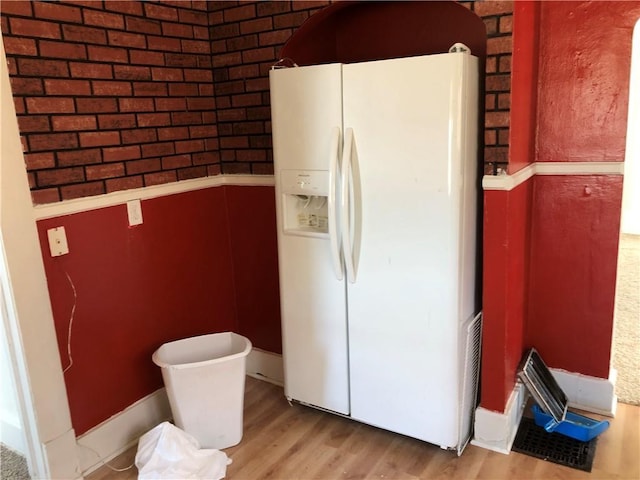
left=269, top=64, right=350, bottom=415
left=342, top=53, right=478, bottom=447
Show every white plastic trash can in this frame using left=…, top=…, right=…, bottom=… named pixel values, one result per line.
left=152, top=332, right=252, bottom=450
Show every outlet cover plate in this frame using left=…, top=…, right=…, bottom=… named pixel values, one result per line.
left=47, top=227, right=69, bottom=257
left=127, top=199, right=143, bottom=226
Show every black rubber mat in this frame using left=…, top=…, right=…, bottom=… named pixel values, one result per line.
left=512, top=417, right=597, bottom=472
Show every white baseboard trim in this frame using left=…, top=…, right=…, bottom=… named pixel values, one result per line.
left=471, top=367, right=617, bottom=455
left=471, top=381, right=528, bottom=454
left=76, top=388, right=171, bottom=476
left=550, top=367, right=617, bottom=417
left=246, top=348, right=284, bottom=386
left=44, top=428, right=82, bottom=480
left=34, top=174, right=275, bottom=220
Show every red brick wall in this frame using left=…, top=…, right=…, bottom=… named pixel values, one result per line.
left=210, top=0, right=513, bottom=175
left=477, top=1, right=513, bottom=174
left=209, top=1, right=330, bottom=174
left=2, top=0, right=513, bottom=204
left=1, top=0, right=218, bottom=204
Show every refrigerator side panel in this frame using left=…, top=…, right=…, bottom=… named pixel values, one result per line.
left=269, top=65, right=350, bottom=415
left=342, top=54, right=478, bottom=446
left=459, top=56, right=480, bottom=326
left=455, top=55, right=481, bottom=452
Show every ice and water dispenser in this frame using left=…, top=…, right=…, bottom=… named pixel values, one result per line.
left=280, top=170, right=329, bottom=236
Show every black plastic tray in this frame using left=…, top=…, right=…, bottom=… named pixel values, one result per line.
left=517, top=348, right=568, bottom=423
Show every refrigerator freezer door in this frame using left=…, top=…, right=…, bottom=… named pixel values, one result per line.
left=269, top=64, right=350, bottom=415
left=342, top=53, right=478, bottom=446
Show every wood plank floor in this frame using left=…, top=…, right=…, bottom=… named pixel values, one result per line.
left=87, top=376, right=640, bottom=479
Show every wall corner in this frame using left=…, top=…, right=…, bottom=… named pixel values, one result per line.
left=471, top=381, right=528, bottom=454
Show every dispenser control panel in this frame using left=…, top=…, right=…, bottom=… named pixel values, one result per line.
left=281, top=170, right=329, bottom=196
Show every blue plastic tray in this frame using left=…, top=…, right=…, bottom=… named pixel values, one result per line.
left=532, top=405, right=610, bottom=442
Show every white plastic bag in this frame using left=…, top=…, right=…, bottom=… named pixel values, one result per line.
left=135, top=422, right=231, bottom=479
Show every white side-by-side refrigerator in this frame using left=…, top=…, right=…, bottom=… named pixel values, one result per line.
left=269, top=48, right=482, bottom=453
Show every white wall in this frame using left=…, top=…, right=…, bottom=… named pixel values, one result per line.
left=622, top=20, right=640, bottom=235
left=0, top=293, right=25, bottom=454
left=1, top=35, right=81, bottom=478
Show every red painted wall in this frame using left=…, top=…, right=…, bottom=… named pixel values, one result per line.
left=37, top=185, right=279, bottom=435
left=225, top=185, right=282, bottom=353
left=481, top=1, right=638, bottom=412
left=281, top=1, right=487, bottom=65
left=536, top=1, right=638, bottom=163
left=481, top=183, right=532, bottom=411
left=507, top=0, right=539, bottom=174
left=479, top=1, right=538, bottom=412
left=527, top=1, right=639, bottom=377
left=528, top=176, right=623, bottom=377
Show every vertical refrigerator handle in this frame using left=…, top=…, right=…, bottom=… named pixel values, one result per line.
left=341, top=128, right=356, bottom=284
left=328, top=127, right=343, bottom=281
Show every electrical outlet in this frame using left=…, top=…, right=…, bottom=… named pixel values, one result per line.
left=47, top=227, right=69, bottom=257
left=127, top=199, right=143, bottom=226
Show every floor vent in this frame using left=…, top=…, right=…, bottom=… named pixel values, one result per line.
left=512, top=417, right=597, bottom=472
